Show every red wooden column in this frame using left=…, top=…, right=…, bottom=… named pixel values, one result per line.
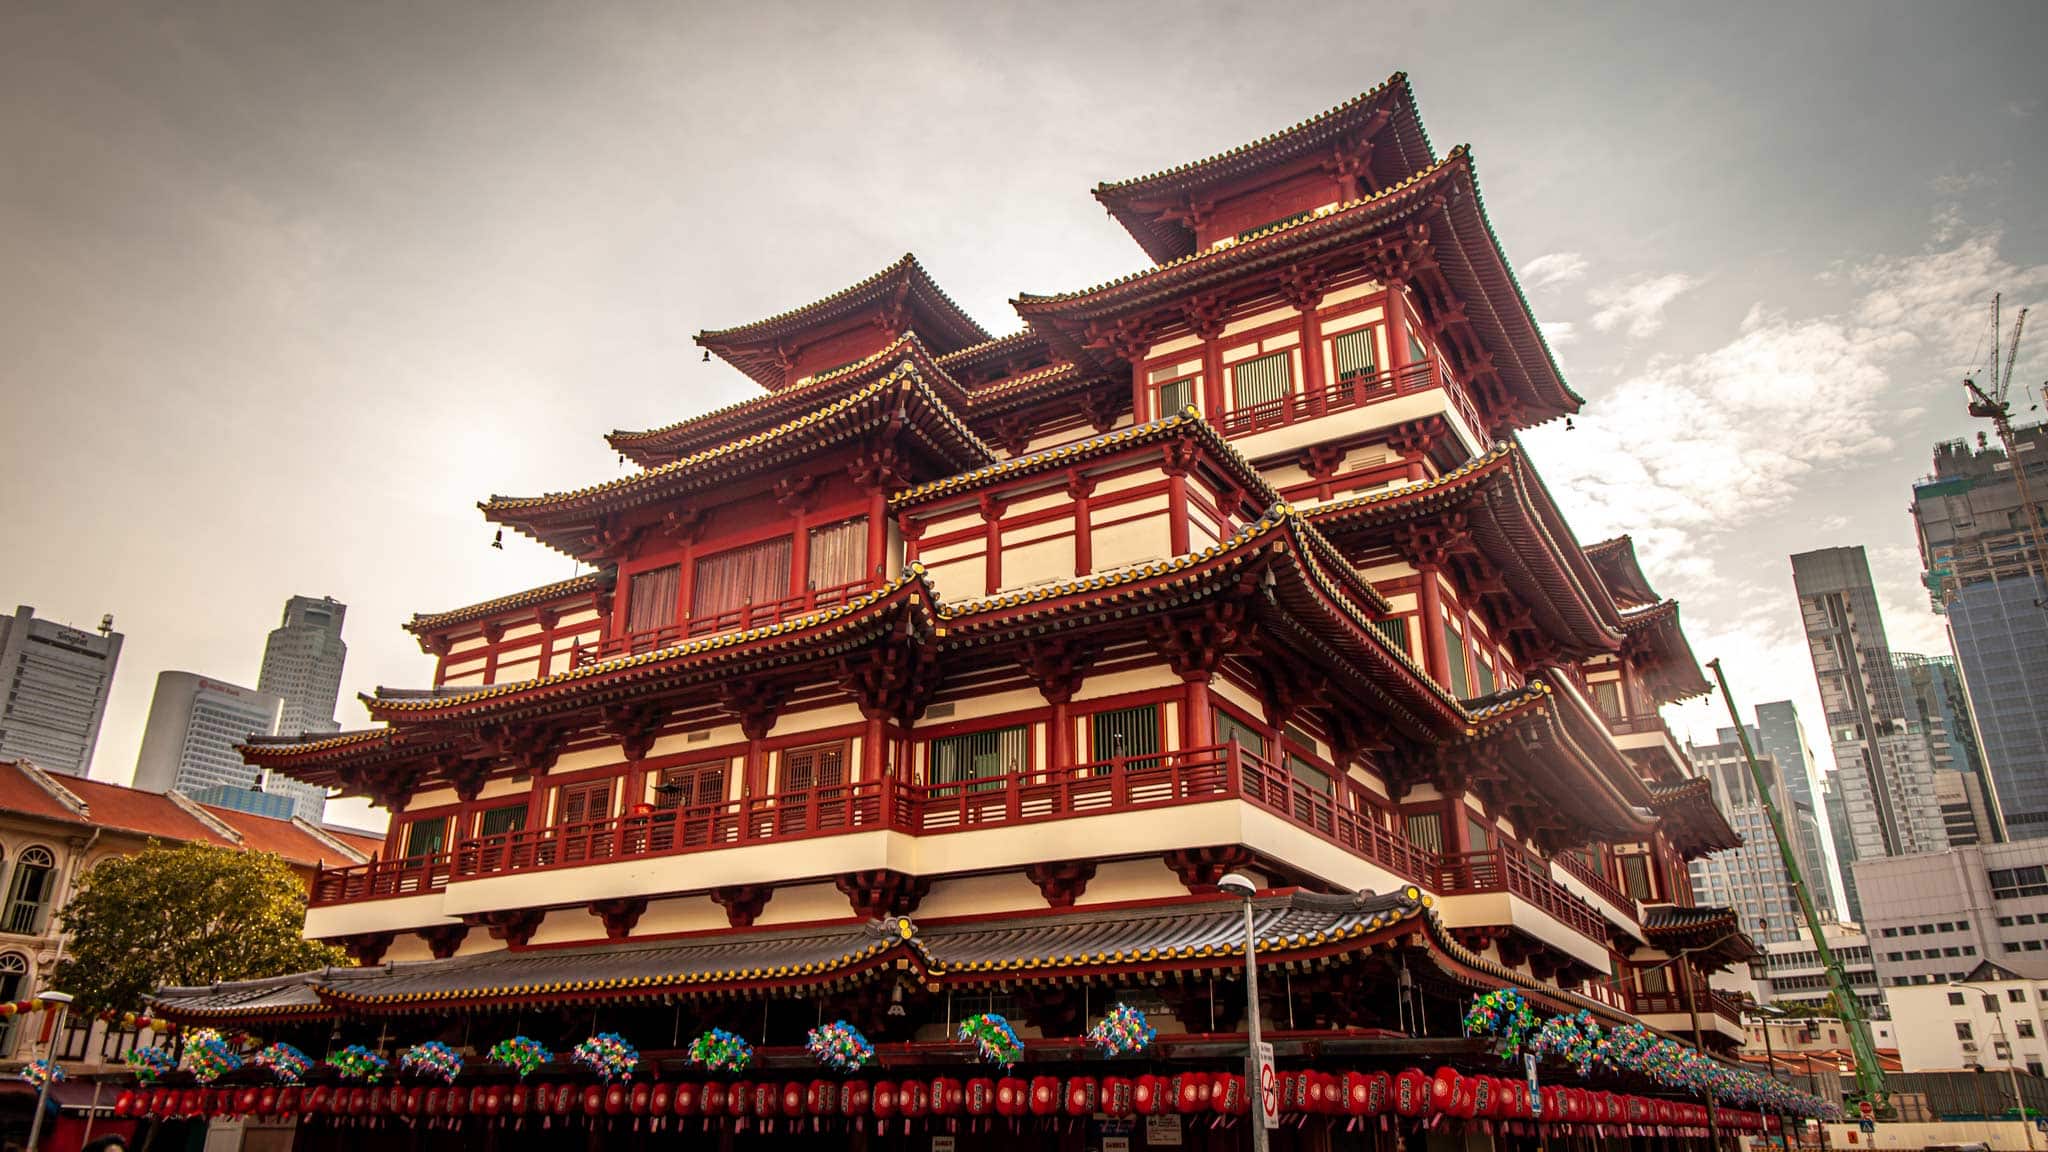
left=1020, top=640, right=1088, bottom=773
left=1384, top=279, right=1412, bottom=384
left=1183, top=296, right=1228, bottom=420
left=1162, top=441, right=1195, bottom=557
left=1281, top=266, right=1329, bottom=413
left=1416, top=566, right=1449, bottom=684
left=1067, top=474, right=1095, bottom=576
left=979, top=494, right=1005, bottom=594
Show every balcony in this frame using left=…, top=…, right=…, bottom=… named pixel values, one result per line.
left=1605, top=711, right=1689, bottom=776
left=1216, top=359, right=1483, bottom=441
left=1432, top=847, right=1615, bottom=962
left=569, top=579, right=874, bottom=667
left=305, top=744, right=1623, bottom=969
left=1629, top=988, right=1748, bottom=1048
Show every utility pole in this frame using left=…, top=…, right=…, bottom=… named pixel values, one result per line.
left=1709, top=659, right=1891, bottom=1116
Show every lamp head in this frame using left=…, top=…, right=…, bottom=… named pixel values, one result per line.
left=1216, top=872, right=1257, bottom=899
left=34, top=991, right=73, bottom=1006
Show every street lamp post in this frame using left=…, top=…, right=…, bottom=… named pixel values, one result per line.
left=24, top=990, right=74, bottom=1152
left=1679, top=954, right=1723, bottom=1150
left=1750, top=1001, right=1792, bottom=1152
left=1952, top=979, right=2035, bottom=1150
left=1218, top=873, right=1270, bottom=1152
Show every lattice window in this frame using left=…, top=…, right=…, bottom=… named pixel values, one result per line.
left=654, top=763, right=726, bottom=810
left=1332, top=327, right=1379, bottom=382
left=1231, top=351, right=1292, bottom=411
left=781, top=742, right=848, bottom=792
left=930, top=726, right=1028, bottom=793
left=1089, top=704, right=1160, bottom=772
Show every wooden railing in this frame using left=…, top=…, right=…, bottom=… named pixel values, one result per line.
left=1631, top=989, right=1746, bottom=1025
left=1554, top=850, right=1636, bottom=913
left=308, top=853, right=452, bottom=906
left=1216, top=359, right=1484, bottom=440
left=1433, top=848, right=1611, bottom=946
left=1235, top=754, right=1437, bottom=883
left=452, top=780, right=889, bottom=879
left=1606, top=712, right=1676, bottom=739
left=307, top=743, right=1635, bottom=953
left=570, top=580, right=874, bottom=667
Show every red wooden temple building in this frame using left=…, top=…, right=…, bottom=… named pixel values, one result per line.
left=145, top=73, right=1803, bottom=1151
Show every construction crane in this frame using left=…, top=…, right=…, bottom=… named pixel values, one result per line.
left=1707, top=659, right=1891, bottom=1119
left=1962, top=295, right=2048, bottom=601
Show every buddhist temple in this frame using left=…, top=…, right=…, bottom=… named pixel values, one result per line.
left=137, top=72, right=1829, bottom=1151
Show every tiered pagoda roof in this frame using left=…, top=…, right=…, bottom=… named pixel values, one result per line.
left=487, top=359, right=996, bottom=558
left=1640, top=903, right=1760, bottom=972
left=1092, top=72, right=1435, bottom=264
left=1021, top=149, right=1581, bottom=433
left=1303, top=441, right=1625, bottom=659
left=695, top=254, right=990, bottom=390
left=1619, top=599, right=1713, bottom=702
left=1455, top=679, right=1656, bottom=848
left=1648, top=777, right=1744, bottom=859
left=1585, top=535, right=1660, bottom=608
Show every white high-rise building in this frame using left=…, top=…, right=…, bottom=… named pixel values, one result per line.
left=0, top=605, right=123, bottom=777
left=1793, top=547, right=1951, bottom=907
left=131, top=671, right=326, bottom=821
left=257, top=596, right=347, bottom=735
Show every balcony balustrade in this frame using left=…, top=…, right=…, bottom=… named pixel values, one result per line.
left=570, top=579, right=874, bottom=667
left=1630, top=988, right=1746, bottom=1026
left=308, top=742, right=1629, bottom=955
left=1216, top=359, right=1484, bottom=440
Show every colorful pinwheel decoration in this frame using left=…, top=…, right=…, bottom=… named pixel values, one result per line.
left=684, top=1028, right=750, bottom=1075
left=958, top=1013, right=1024, bottom=1067
left=487, top=1035, right=552, bottom=1080
left=805, top=1020, right=874, bottom=1073
left=399, top=1040, right=464, bottom=1084
left=19, top=1059, right=63, bottom=1090
left=1086, top=1003, right=1155, bottom=1058
left=1462, top=989, right=1539, bottom=1058
left=329, top=1044, right=389, bottom=1083
left=253, top=1042, right=312, bottom=1085
left=124, top=1045, right=176, bottom=1084
left=182, top=1027, right=243, bottom=1084
left=574, top=1032, right=642, bottom=1082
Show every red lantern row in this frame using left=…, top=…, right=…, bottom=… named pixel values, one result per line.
left=110, top=1068, right=1781, bottom=1134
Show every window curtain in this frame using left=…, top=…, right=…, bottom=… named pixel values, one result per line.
left=693, top=537, right=793, bottom=617
left=806, top=520, right=868, bottom=591
left=626, top=565, right=680, bottom=633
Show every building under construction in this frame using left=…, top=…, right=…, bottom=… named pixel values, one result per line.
left=1913, top=422, right=2048, bottom=842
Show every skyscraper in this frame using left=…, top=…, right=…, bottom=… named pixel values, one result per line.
left=1822, top=774, right=1863, bottom=921
left=131, top=671, right=327, bottom=821
left=1792, top=546, right=1950, bottom=870
left=257, top=596, right=347, bottom=735
left=0, top=605, right=124, bottom=777
left=1752, top=700, right=1842, bottom=920
left=1688, top=734, right=1809, bottom=945
left=1894, top=652, right=1999, bottom=846
left=1912, top=427, right=2048, bottom=841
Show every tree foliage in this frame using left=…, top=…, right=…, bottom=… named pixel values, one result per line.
left=53, top=841, right=346, bottom=1014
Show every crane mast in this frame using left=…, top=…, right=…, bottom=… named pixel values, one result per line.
left=1707, top=659, right=1890, bottom=1116
left=1962, top=297, right=2047, bottom=596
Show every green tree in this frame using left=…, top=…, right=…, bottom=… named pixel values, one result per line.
left=53, top=841, right=346, bottom=1015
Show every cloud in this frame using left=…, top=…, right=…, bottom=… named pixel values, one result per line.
left=1534, top=225, right=2048, bottom=579
left=1541, top=319, right=1578, bottom=346
left=2009, top=98, right=2041, bottom=119
left=1520, top=251, right=1589, bottom=291
left=1589, top=273, right=1695, bottom=339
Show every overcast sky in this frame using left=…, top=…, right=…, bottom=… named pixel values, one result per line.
left=3, top=2, right=2042, bottom=832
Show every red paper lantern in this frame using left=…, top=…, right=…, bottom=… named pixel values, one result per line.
left=1025, top=1076, right=1057, bottom=1116
left=1428, top=1066, right=1461, bottom=1115
left=598, top=1084, right=623, bottom=1116
left=114, top=1091, right=136, bottom=1118
left=726, top=1080, right=753, bottom=1119
left=629, top=1083, right=651, bottom=1116
left=304, top=1086, right=330, bottom=1116
left=748, top=1083, right=776, bottom=1120
left=930, top=1077, right=962, bottom=1116
left=778, top=1081, right=803, bottom=1119
left=836, top=1081, right=867, bottom=1119
left=1394, top=1068, right=1429, bottom=1117
left=345, top=1087, right=369, bottom=1118
left=1343, top=1070, right=1388, bottom=1116
left=900, top=1080, right=930, bottom=1120
left=871, top=1080, right=899, bottom=1121
left=806, top=1081, right=836, bottom=1117
left=560, top=1082, right=584, bottom=1119
left=576, top=1085, right=600, bottom=1117
left=995, top=1077, right=1029, bottom=1118
left=672, top=1082, right=700, bottom=1117
left=1212, top=1073, right=1248, bottom=1116
left=418, top=1086, right=440, bottom=1118
left=1101, top=1076, right=1134, bottom=1118
left=964, top=1078, right=994, bottom=1117
left=1173, top=1072, right=1210, bottom=1115
left=649, top=1083, right=672, bottom=1119
left=1065, top=1077, right=1099, bottom=1117
left=446, top=1087, right=470, bottom=1120
left=1133, top=1074, right=1163, bottom=1116
left=1280, top=1070, right=1308, bottom=1114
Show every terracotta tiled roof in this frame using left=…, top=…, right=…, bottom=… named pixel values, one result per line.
left=196, top=807, right=375, bottom=869
left=321, top=826, right=386, bottom=858
left=1584, top=535, right=1660, bottom=608
left=0, top=761, right=230, bottom=846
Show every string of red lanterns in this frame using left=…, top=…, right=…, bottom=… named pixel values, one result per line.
left=111, top=1065, right=1785, bottom=1137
